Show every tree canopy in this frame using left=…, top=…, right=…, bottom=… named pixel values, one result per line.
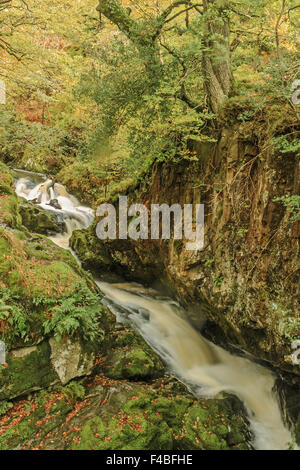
left=0, top=1, right=299, bottom=199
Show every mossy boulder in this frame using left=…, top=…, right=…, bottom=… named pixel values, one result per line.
left=178, top=396, right=251, bottom=450
left=0, top=341, right=59, bottom=400
left=71, top=381, right=251, bottom=451
left=70, top=226, right=113, bottom=272
left=18, top=201, right=65, bottom=235
left=0, top=366, right=251, bottom=450
left=104, top=326, right=165, bottom=380
left=70, top=226, right=158, bottom=282
left=74, top=412, right=173, bottom=450
left=104, top=347, right=164, bottom=381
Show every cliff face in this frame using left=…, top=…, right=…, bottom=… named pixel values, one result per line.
left=71, top=124, right=300, bottom=377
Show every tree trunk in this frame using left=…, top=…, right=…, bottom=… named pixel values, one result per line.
left=202, top=0, right=232, bottom=113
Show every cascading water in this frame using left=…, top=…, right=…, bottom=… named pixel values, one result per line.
left=13, top=171, right=296, bottom=450
left=14, top=170, right=94, bottom=249
left=97, top=282, right=295, bottom=450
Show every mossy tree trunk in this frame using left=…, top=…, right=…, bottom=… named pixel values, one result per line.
left=202, top=0, right=233, bottom=113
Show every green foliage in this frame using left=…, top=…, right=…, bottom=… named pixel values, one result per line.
left=0, top=401, right=13, bottom=417
left=214, top=275, right=223, bottom=287
left=61, top=381, right=86, bottom=401
left=0, top=285, right=30, bottom=347
left=273, top=195, right=300, bottom=221
left=279, top=316, right=300, bottom=342
left=43, top=282, right=104, bottom=343
left=272, top=136, right=300, bottom=155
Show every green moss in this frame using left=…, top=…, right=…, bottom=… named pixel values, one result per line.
left=0, top=385, right=77, bottom=450
left=103, top=326, right=165, bottom=380
left=0, top=341, right=59, bottom=400
left=0, top=162, right=22, bottom=229
left=19, top=201, right=65, bottom=235
left=73, top=411, right=173, bottom=450
left=178, top=398, right=250, bottom=450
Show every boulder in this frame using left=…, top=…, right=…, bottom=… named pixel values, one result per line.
left=19, top=201, right=65, bottom=235
left=49, top=336, right=96, bottom=385
left=0, top=341, right=59, bottom=400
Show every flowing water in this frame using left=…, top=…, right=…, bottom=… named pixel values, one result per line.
left=13, top=171, right=296, bottom=450
left=14, top=170, right=94, bottom=249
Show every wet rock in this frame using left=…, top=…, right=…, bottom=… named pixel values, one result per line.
left=275, top=376, right=300, bottom=447
left=46, top=199, right=62, bottom=210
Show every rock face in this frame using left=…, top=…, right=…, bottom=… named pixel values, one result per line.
left=70, top=126, right=299, bottom=378
left=103, top=327, right=165, bottom=380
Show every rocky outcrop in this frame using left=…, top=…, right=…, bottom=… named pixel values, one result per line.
left=103, top=326, right=165, bottom=380
left=70, top=125, right=299, bottom=378
left=0, top=372, right=252, bottom=450
left=19, top=201, right=65, bottom=235
left=0, top=342, right=59, bottom=400
left=0, top=161, right=254, bottom=450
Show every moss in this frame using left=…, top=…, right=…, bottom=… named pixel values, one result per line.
left=104, top=346, right=164, bottom=380
left=19, top=201, right=65, bottom=235
left=73, top=411, right=173, bottom=450
left=70, top=226, right=112, bottom=272
left=0, top=374, right=251, bottom=450
left=178, top=398, right=250, bottom=450
left=0, top=341, right=59, bottom=400
left=0, top=385, right=77, bottom=450
left=0, top=223, right=106, bottom=348
left=0, top=162, right=22, bottom=229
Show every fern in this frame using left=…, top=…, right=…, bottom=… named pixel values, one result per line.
left=43, top=282, right=104, bottom=344
left=0, top=285, right=30, bottom=346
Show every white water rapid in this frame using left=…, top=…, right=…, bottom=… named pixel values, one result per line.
left=14, top=170, right=94, bottom=249
left=13, top=170, right=296, bottom=451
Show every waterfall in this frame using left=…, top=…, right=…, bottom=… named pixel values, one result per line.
left=14, top=173, right=94, bottom=249
left=97, top=281, right=295, bottom=450
left=13, top=170, right=297, bottom=451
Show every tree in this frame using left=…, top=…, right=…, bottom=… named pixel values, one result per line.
left=201, top=0, right=232, bottom=113
left=0, top=0, right=37, bottom=60
left=96, top=0, right=233, bottom=113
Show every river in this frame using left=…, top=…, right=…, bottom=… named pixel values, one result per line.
left=13, top=169, right=296, bottom=450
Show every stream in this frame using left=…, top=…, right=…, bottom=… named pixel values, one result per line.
left=13, top=169, right=296, bottom=450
